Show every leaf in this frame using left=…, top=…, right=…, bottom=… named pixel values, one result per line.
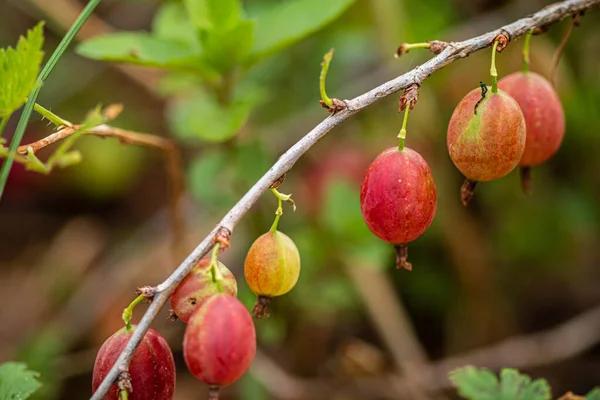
left=183, top=0, right=243, bottom=31
left=449, top=366, right=551, bottom=400
left=247, top=0, right=356, bottom=63
left=201, top=20, right=255, bottom=72
left=152, top=2, right=201, bottom=51
left=167, top=88, right=256, bottom=143
left=449, top=366, right=501, bottom=400
left=188, top=151, right=235, bottom=206
left=76, top=32, right=202, bottom=70
left=586, top=388, right=600, bottom=400
left=0, top=22, right=45, bottom=117
left=0, top=362, right=42, bottom=400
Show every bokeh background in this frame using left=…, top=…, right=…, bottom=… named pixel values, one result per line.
left=1, top=0, right=599, bottom=398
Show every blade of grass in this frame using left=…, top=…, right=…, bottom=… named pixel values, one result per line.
left=0, top=0, right=102, bottom=199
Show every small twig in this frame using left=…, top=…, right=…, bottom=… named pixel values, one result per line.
left=19, top=124, right=185, bottom=262
left=395, top=40, right=449, bottom=57
left=90, top=1, right=600, bottom=398
left=551, top=15, right=580, bottom=88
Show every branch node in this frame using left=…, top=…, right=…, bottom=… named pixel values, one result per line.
left=398, top=84, right=420, bottom=112
left=493, top=32, right=510, bottom=52
left=214, top=227, right=231, bottom=251
left=428, top=40, right=449, bottom=54
left=319, top=98, right=346, bottom=114
left=135, top=286, right=157, bottom=299
left=117, top=369, right=133, bottom=393
left=269, top=174, right=286, bottom=189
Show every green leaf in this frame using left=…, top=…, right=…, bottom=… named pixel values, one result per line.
left=586, top=388, right=600, bottom=400
left=0, top=22, right=45, bottom=117
left=76, top=32, right=202, bottom=70
left=449, top=366, right=551, bottom=400
left=202, top=20, right=255, bottom=72
left=152, top=2, right=201, bottom=51
left=184, top=0, right=243, bottom=31
left=188, top=151, right=235, bottom=206
left=247, top=0, right=356, bottom=63
left=167, top=88, right=256, bottom=143
left=0, top=362, right=42, bottom=400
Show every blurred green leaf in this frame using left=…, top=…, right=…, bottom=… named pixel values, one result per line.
left=202, top=20, right=255, bottom=72
left=152, top=2, right=200, bottom=50
left=0, top=362, right=41, bottom=400
left=167, top=88, right=256, bottom=142
left=76, top=32, right=202, bottom=70
left=184, top=0, right=243, bottom=31
left=0, top=22, right=44, bottom=117
left=233, top=139, right=272, bottom=188
left=17, top=329, right=66, bottom=400
left=449, top=366, right=551, bottom=400
left=586, top=388, right=600, bottom=400
left=247, top=0, right=356, bottom=63
left=188, top=151, right=235, bottom=206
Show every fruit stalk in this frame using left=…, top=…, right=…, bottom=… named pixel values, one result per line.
left=397, top=105, right=410, bottom=151
left=208, top=243, right=223, bottom=293
left=522, top=31, right=533, bottom=73
left=319, top=49, right=334, bottom=108
left=122, top=294, right=145, bottom=331
left=490, top=40, right=499, bottom=93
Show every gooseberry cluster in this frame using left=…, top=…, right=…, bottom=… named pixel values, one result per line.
left=91, top=30, right=566, bottom=400
left=92, top=181, right=300, bottom=399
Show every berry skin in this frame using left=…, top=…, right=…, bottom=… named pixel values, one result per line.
left=170, top=258, right=237, bottom=323
left=498, top=72, right=565, bottom=167
left=360, top=147, right=437, bottom=264
left=447, top=86, right=526, bottom=182
left=183, top=294, right=256, bottom=398
left=92, top=327, right=175, bottom=400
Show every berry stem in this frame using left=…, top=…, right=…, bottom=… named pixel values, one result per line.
left=397, top=105, right=410, bottom=151
left=395, top=42, right=431, bottom=58
left=208, top=387, right=220, bottom=400
left=490, top=40, right=499, bottom=93
left=32, top=103, right=71, bottom=127
left=119, top=390, right=129, bottom=400
left=269, top=188, right=296, bottom=233
left=521, top=31, right=533, bottom=73
left=319, top=49, right=335, bottom=108
left=122, top=294, right=145, bottom=331
left=209, top=243, right=224, bottom=293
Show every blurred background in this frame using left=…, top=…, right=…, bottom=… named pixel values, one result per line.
left=0, top=0, right=599, bottom=398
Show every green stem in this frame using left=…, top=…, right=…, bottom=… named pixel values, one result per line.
left=33, top=103, right=71, bottom=127
left=490, top=40, right=499, bottom=93
left=522, top=31, right=533, bottom=73
left=209, top=243, right=223, bottom=293
left=122, top=294, right=145, bottom=331
left=119, top=390, right=129, bottom=400
left=269, top=196, right=283, bottom=233
left=0, top=116, right=9, bottom=139
left=397, top=105, right=410, bottom=151
left=320, top=49, right=334, bottom=107
left=0, top=0, right=103, bottom=200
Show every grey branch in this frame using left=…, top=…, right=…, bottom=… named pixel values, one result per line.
left=90, top=0, right=600, bottom=398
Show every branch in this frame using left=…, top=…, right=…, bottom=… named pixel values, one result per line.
left=19, top=125, right=185, bottom=260
left=90, top=0, right=600, bottom=398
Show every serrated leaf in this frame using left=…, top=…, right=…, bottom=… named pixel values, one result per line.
left=0, top=362, right=42, bottom=400
left=449, top=366, right=551, bottom=400
left=167, top=88, right=256, bottom=143
left=184, top=0, right=243, bottom=31
left=0, top=22, right=45, bottom=117
left=247, top=0, right=356, bottom=63
left=76, top=32, right=203, bottom=70
left=202, top=20, right=255, bottom=73
left=152, top=2, right=201, bottom=51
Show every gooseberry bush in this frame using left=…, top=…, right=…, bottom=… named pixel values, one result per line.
left=0, top=0, right=599, bottom=399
